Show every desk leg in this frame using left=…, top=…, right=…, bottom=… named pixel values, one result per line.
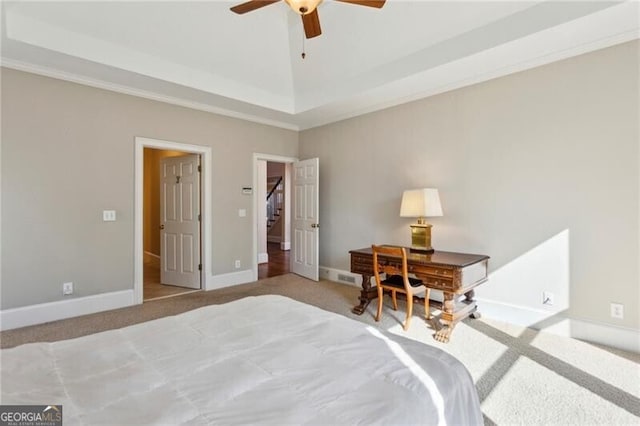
left=434, top=292, right=456, bottom=343
left=352, top=274, right=376, bottom=315
left=466, top=289, right=481, bottom=319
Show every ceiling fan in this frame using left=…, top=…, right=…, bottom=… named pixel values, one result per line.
left=230, top=0, right=386, bottom=39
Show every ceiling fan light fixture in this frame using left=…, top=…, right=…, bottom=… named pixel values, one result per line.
left=284, top=0, right=322, bottom=15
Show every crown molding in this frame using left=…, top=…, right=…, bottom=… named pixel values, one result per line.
left=0, top=58, right=300, bottom=131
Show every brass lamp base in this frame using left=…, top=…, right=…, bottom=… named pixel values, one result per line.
left=409, top=223, right=434, bottom=253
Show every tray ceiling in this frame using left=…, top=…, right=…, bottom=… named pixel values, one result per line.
left=2, top=1, right=638, bottom=130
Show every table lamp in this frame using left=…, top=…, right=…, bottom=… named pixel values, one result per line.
left=400, top=188, right=443, bottom=253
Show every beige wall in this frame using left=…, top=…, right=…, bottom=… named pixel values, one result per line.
left=1, top=41, right=638, bottom=334
left=300, top=41, right=639, bottom=330
left=1, top=68, right=297, bottom=309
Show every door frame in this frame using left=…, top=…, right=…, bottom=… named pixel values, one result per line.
left=252, top=153, right=298, bottom=281
left=134, top=137, right=212, bottom=304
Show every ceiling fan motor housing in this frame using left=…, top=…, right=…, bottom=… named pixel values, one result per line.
left=284, top=0, right=323, bottom=15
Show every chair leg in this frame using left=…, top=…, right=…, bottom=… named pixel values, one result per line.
left=424, top=289, right=431, bottom=320
left=375, top=285, right=384, bottom=322
left=404, top=294, right=413, bottom=331
left=392, top=290, right=398, bottom=311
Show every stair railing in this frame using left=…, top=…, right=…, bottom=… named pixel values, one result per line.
left=266, top=176, right=283, bottom=230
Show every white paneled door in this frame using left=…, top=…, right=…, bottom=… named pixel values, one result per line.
left=291, top=158, right=319, bottom=281
left=160, top=154, right=201, bottom=289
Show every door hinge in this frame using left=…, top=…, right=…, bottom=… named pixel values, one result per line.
left=198, top=264, right=202, bottom=271
left=198, top=214, right=201, bottom=221
left=198, top=165, right=201, bottom=172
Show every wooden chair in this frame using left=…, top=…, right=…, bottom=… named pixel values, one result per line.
left=372, top=245, right=431, bottom=331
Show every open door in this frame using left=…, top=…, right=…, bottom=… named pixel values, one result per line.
left=291, top=158, right=319, bottom=281
left=160, top=154, right=201, bottom=289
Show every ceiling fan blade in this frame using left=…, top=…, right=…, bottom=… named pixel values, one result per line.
left=302, top=9, right=322, bottom=39
left=230, top=0, right=280, bottom=14
left=334, top=0, right=386, bottom=8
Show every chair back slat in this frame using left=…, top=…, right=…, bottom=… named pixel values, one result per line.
left=372, top=245, right=429, bottom=331
left=372, top=245, right=410, bottom=290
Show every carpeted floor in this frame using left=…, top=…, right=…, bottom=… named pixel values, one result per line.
left=1, top=273, right=639, bottom=425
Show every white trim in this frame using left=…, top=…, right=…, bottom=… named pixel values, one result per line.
left=143, top=251, right=160, bottom=266
left=477, top=298, right=640, bottom=354
left=252, top=153, right=298, bottom=281
left=322, top=265, right=639, bottom=353
left=319, top=266, right=363, bottom=288
left=0, top=290, right=134, bottom=331
left=258, top=252, right=269, bottom=264
left=208, top=269, right=254, bottom=289
left=1, top=59, right=299, bottom=132
left=144, top=251, right=160, bottom=259
left=134, top=137, right=213, bottom=304
left=568, top=318, right=640, bottom=355
left=474, top=297, right=556, bottom=328
left=280, top=241, right=291, bottom=251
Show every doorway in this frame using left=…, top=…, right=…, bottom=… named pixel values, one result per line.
left=252, top=154, right=297, bottom=281
left=142, top=148, right=201, bottom=301
left=256, top=160, right=291, bottom=279
left=258, top=161, right=291, bottom=279
left=134, top=137, right=213, bottom=305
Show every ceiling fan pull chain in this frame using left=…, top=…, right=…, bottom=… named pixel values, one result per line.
left=301, top=32, right=306, bottom=59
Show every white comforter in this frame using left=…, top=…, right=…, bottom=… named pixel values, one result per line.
left=1, top=295, right=482, bottom=425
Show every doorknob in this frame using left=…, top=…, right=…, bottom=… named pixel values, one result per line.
left=159, top=224, right=165, bottom=230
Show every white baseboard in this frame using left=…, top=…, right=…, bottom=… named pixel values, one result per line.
left=0, top=290, right=135, bottom=331
left=144, top=251, right=160, bottom=259
left=477, top=297, right=640, bottom=354
left=321, top=265, right=639, bottom=353
left=319, top=266, right=363, bottom=287
left=280, top=241, right=290, bottom=251
left=144, top=251, right=160, bottom=267
left=258, top=252, right=269, bottom=264
left=206, top=269, right=254, bottom=291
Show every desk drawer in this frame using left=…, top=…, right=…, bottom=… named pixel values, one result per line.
left=409, top=265, right=453, bottom=278
left=351, top=255, right=373, bottom=275
left=424, top=276, right=456, bottom=291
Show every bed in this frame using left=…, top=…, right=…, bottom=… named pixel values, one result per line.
left=0, top=295, right=482, bottom=425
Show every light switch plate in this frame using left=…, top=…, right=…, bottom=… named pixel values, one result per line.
left=103, top=210, right=116, bottom=221
left=238, top=209, right=246, bottom=217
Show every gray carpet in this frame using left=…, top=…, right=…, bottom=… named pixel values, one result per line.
left=2, top=274, right=639, bottom=425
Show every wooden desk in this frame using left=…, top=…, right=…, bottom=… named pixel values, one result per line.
left=349, top=247, right=489, bottom=342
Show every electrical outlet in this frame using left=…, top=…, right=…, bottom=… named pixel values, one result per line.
left=610, top=303, right=624, bottom=319
left=234, top=260, right=241, bottom=269
left=63, top=282, right=73, bottom=295
left=542, top=291, right=554, bottom=306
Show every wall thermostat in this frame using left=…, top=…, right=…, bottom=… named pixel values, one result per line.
left=242, top=187, right=253, bottom=195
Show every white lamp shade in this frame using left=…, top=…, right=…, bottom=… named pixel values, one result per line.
left=400, top=188, right=443, bottom=218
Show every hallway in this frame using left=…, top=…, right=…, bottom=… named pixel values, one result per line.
left=258, top=243, right=290, bottom=279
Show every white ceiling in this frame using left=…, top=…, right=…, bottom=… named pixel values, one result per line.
left=2, top=1, right=638, bottom=130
